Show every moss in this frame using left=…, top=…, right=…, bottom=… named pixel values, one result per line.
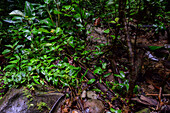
left=37, top=102, right=50, bottom=112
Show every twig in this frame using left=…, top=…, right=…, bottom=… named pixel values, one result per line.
left=146, top=94, right=170, bottom=96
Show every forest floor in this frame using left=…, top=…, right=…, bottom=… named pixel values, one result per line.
left=82, top=23, right=170, bottom=112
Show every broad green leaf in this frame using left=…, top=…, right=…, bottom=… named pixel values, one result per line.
left=107, top=0, right=114, bottom=6
left=115, top=17, right=119, bottom=23
left=44, top=43, right=52, bottom=46
left=9, top=60, right=19, bottom=64
left=44, top=0, right=51, bottom=4
left=38, top=28, right=50, bottom=33
left=5, top=45, right=13, bottom=48
left=24, top=1, right=34, bottom=17
left=104, top=73, right=111, bottom=78
left=87, top=78, right=95, bottom=84
left=111, top=35, right=116, bottom=39
left=54, top=10, right=62, bottom=14
left=9, top=10, right=25, bottom=17
left=56, top=27, right=62, bottom=34
left=3, top=64, right=16, bottom=71
left=15, top=45, right=23, bottom=50
left=119, top=71, right=125, bottom=78
left=149, top=46, right=163, bottom=51
left=110, top=108, right=121, bottom=113
left=2, top=49, right=11, bottom=55
left=104, top=29, right=110, bottom=34
left=110, top=21, right=116, bottom=24
left=64, top=5, right=71, bottom=10
left=114, top=74, right=122, bottom=78
left=43, top=18, right=54, bottom=27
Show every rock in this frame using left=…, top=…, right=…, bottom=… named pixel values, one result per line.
left=84, top=99, right=105, bottom=113
left=87, top=91, right=98, bottom=99
left=0, top=87, right=64, bottom=113
left=136, top=108, right=150, bottom=113
left=81, top=90, right=86, bottom=98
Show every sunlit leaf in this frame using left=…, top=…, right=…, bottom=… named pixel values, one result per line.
left=44, top=43, right=52, bottom=46
left=44, top=0, right=51, bottom=4
left=40, top=18, right=54, bottom=27
left=107, top=0, right=114, bottom=6
left=33, top=76, right=40, bottom=84
left=15, top=45, right=23, bottom=50
left=87, top=78, right=95, bottom=84
left=104, top=73, right=111, bottom=78
left=38, top=28, right=50, bottom=33
left=114, top=74, right=122, bottom=78
left=115, top=17, right=119, bottom=23
left=2, top=49, right=11, bottom=55
left=9, top=10, right=25, bottom=17
left=54, top=10, right=62, bottom=14
left=3, top=64, right=16, bottom=71
left=9, top=60, right=19, bottom=64
left=94, top=67, right=102, bottom=75
left=102, top=62, right=107, bottom=69
left=110, top=21, right=116, bottom=24
left=104, top=29, right=110, bottom=33
left=119, top=71, right=125, bottom=78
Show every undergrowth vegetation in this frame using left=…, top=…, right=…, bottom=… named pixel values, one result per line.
left=0, top=0, right=169, bottom=112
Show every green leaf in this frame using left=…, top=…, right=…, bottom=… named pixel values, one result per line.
left=115, top=17, right=119, bottom=23
left=40, top=18, right=54, bottom=27
left=5, top=45, right=13, bottom=48
left=114, top=74, right=122, bottom=78
left=119, top=71, right=125, bottom=78
left=3, top=64, right=16, bottom=71
left=104, top=29, right=110, bottom=34
left=56, top=27, right=63, bottom=34
left=24, top=1, right=34, bottom=17
left=45, top=18, right=54, bottom=26
left=15, top=45, right=23, bottom=50
left=102, top=62, right=107, bottom=69
left=13, top=41, right=19, bottom=48
left=9, top=60, right=19, bottom=64
left=9, top=10, right=25, bottom=17
left=2, top=49, right=11, bottom=55
left=107, top=0, right=114, bottom=6
left=149, top=46, right=163, bottom=51
left=44, top=0, right=51, bottom=4
left=54, top=10, right=62, bottom=14
left=81, top=68, right=88, bottom=81
left=38, top=28, right=50, bottom=33
left=94, top=67, right=102, bottom=75
left=104, top=73, right=111, bottom=78
left=110, top=108, right=121, bottom=113
left=110, top=21, right=116, bottom=24
left=110, top=108, right=116, bottom=112
left=87, top=78, right=95, bottom=84
left=44, top=43, right=52, bottom=46
left=33, top=76, right=40, bottom=84
left=64, top=5, right=71, bottom=10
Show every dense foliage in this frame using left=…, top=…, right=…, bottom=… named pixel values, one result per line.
left=0, top=0, right=169, bottom=112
